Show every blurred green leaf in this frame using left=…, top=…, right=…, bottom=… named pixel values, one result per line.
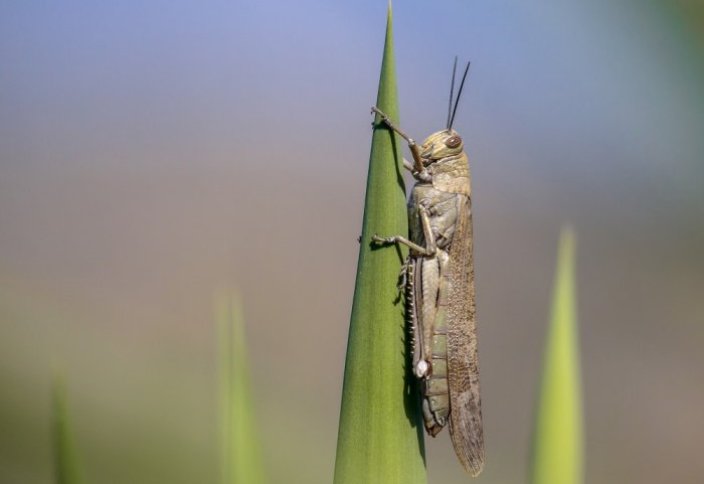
left=333, top=4, right=427, bottom=484
left=52, top=373, right=85, bottom=484
left=530, top=228, right=584, bottom=484
left=217, top=293, right=265, bottom=484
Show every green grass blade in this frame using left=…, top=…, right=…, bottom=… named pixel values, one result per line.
left=530, top=228, right=584, bottom=484
left=217, top=293, right=265, bottom=484
left=52, top=373, right=86, bottom=484
left=333, top=4, right=427, bottom=484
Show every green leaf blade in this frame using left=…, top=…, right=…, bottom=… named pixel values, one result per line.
left=334, top=4, right=427, bottom=484
left=531, top=228, right=584, bottom=484
left=217, top=294, right=266, bottom=484
left=52, top=373, right=86, bottom=484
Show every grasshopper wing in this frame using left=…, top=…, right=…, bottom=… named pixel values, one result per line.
left=446, top=192, right=485, bottom=476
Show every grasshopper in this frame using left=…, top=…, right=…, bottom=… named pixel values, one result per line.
left=371, top=59, right=484, bottom=476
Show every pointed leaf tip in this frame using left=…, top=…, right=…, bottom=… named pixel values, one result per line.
left=530, top=227, right=584, bottom=484
left=217, top=292, right=266, bottom=484
left=52, top=373, right=86, bottom=484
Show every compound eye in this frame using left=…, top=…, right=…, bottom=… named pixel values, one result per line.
left=445, top=135, right=462, bottom=149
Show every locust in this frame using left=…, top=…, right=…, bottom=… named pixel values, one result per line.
left=371, top=59, right=484, bottom=476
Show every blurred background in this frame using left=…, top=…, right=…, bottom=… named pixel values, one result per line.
left=1, top=1, right=703, bottom=483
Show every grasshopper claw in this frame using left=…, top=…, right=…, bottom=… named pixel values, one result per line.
left=371, top=234, right=391, bottom=245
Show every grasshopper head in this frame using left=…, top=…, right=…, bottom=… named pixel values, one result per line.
left=425, top=56, right=470, bottom=165
left=420, top=129, right=464, bottom=162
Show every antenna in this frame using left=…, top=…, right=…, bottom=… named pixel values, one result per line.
left=446, top=56, right=458, bottom=130
left=448, top=60, right=470, bottom=130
